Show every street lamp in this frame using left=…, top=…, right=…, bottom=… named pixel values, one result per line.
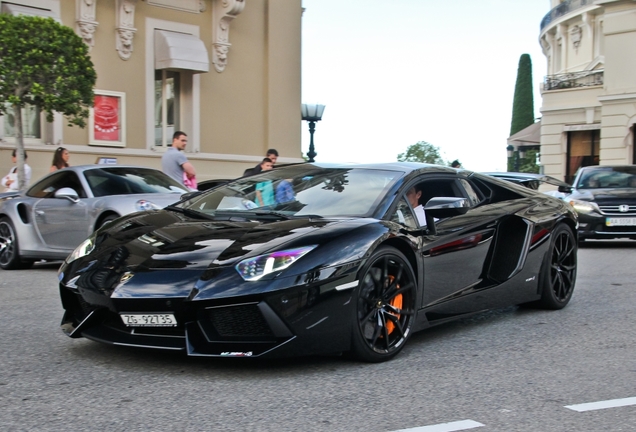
left=506, top=144, right=525, bottom=172
left=301, top=103, right=326, bottom=162
left=506, top=145, right=515, bottom=172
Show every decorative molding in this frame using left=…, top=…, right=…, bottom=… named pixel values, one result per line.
left=212, top=0, right=246, bottom=73
left=199, top=0, right=206, bottom=12
left=570, top=25, right=582, bottom=52
left=116, top=0, right=137, bottom=60
left=76, top=0, right=98, bottom=50
left=147, top=0, right=199, bottom=13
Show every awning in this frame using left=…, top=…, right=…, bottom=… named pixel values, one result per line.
left=1, top=3, right=60, bottom=21
left=154, top=30, right=209, bottom=73
left=507, top=121, right=541, bottom=147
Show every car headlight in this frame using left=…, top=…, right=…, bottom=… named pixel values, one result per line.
left=66, top=235, right=95, bottom=263
left=235, top=245, right=317, bottom=281
left=569, top=199, right=600, bottom=215
left=136, top=200, right=162, bottom=211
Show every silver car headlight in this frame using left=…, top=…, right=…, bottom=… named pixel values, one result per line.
left=235, top=245, right=317, bottom=281
left=569, top=199, right=600, bottom=215
left=66, top=235, right=95, bottom=263
left=136, top=200, right=162, bottom=211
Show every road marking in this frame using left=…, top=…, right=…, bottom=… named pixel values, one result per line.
left=392, top=420, right=484, bottom=432
left=565, top=396, right=636, bottom=412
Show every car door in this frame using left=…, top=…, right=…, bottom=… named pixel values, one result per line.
left=413, top=176, right=504, bottom=311
left=31, top=171, right=90, bottom=250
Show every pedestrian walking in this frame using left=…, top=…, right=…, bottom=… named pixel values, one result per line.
left=161, top=131, right=196, bottom=188
left=2, top=149, right=32, bottom=192
left=50, top=147, right=70, bottom=172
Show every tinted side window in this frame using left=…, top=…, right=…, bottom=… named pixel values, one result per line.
left=416, top=178, right=464, bottom=207
left=391, top=197, right=418, bottom=229
left=458, top=179, right=482, bottom=206
left=26, top=172, right=87, bottom=198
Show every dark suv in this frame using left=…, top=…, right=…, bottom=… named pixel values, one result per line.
left=565, top=165, right=636, bottom=241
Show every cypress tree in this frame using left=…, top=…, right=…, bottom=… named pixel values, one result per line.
left=509, top=54, right=535, bottom=136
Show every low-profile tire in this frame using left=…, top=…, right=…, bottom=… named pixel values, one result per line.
left=96, top=214, right=119, bottom=231
left=537, top=223, right=577, bottom=310
left=351, top=246, right=417, bottom=362
left=0, top=217, right=23, bottom=270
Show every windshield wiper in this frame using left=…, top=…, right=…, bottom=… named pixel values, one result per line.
left=165, top=205, right=215, bottom=220
left=252, top=211, right=293, bottom=220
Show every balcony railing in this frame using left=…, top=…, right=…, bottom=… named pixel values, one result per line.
left=540, top=0, right=594, bottom=31
left=544, top=69, right=604, bottom=91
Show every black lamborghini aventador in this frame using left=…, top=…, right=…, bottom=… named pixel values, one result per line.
left=58, top=162, right=578, bottom=362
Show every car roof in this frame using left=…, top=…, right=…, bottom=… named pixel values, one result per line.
left=301, top=161, right=461, bottom=174
left=64, top=165, right=163, bottom=171
left=481, top=172, right=570, bottom=188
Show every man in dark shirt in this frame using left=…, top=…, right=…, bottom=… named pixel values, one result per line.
left=243, top=157, right=274, bottom=177
left=243, top=149, right=278, bottom=176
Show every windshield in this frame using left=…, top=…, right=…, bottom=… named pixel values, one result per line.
left=85, top=167, right=188, bottom=196
left=178, top=166, right=402, bottom=218
left=577, top=166, right=636, bottom=189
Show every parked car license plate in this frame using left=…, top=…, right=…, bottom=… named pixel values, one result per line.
left=606, top=217, right=636, bottom=226
left=120, top=313, right=177, bottom=327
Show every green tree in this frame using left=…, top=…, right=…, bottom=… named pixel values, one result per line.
left=0, top=15, right=96, bottom=190
left=397, top=141, right=445, bottom=165
left=509, top=54, right=535, bottom=136
left=518, top=148, right=540, bottom=174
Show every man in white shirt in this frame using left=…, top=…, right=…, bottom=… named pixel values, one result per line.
left=406, top=184, right=427, bottom=226
left=2, top=149, right=32, bottom=192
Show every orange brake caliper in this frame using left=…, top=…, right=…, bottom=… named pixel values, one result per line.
left=385, top=276, right=402, bottom=334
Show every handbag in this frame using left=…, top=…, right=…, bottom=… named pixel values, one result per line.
left=183, top=172, right=197, bottom=190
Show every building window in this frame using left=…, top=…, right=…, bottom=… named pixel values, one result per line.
left=3, top=104, right=42, bottom=140
left=567, top=130, right=600, bottom=183
left=146, top=19, right=207, bottom=152
left=154, top=70, right=180, bottom=147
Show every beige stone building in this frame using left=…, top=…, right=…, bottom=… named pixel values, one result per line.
left=0, top=0, right=303, bottom=185
left=538, top=0, right=636, bottom=182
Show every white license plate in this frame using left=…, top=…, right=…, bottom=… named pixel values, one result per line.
left=120, top=313, right=177, bottom=327
left=606, top=217, right=636, bottom=227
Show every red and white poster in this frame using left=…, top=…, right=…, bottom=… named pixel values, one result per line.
left=93, top=95, right=120, bottom=141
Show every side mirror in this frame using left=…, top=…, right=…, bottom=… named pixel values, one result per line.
left=424, top=197, right=470, bottom=216
left=558, top=185, right=572, bottom=193
left=423, top=197, right=470, bottom=235
left=54, top=187, right=79, bottom=203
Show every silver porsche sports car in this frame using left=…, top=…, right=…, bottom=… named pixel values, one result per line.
left=0, top=165, right=188, bottom=269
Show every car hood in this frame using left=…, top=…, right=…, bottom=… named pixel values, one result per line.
left=96, top=192, right=186, bottom=209
left=64, top=209, right=382, bottom=300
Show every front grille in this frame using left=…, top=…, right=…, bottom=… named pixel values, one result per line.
left=207, top=304, right=273, bottom=337
left=76, top=293, right=95, bottom=318
left=599, top=205, right=636, bottom=215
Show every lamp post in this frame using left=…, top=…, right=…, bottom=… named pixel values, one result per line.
left=301, top=103, right=326, bottom=162
left=506, top=144, right=526, bottom=172
left=506, top=145, right=515, bottom=172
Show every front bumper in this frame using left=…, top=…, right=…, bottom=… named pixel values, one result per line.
left=59, top=275, right=357, bottom=358
left=577, top=213, right=636, bottom=240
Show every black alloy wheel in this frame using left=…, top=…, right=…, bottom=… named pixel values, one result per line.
left=351, top=246, right=417, bottom=362
left=538, top=223, right=577, bottom=309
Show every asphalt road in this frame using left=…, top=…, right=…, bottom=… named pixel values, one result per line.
left=1, top=241, right=635, bottom=432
